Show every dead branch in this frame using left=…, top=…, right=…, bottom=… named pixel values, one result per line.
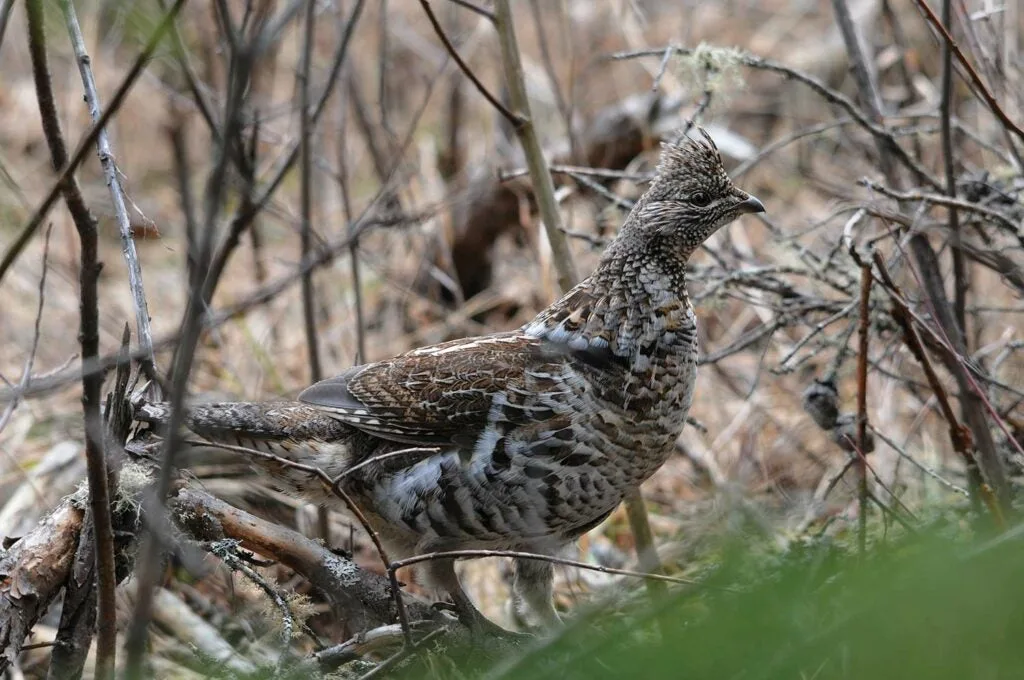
left=25, top=2, right=117, bottom=673
left=855, top=260, right=871, bottom=554
left=0, top=0, right=188, bottom=284
left=167, top=487, right=437, bottom=630
left=124, top=19, right=255, bottom=674
left=60, top=0, right=157, bottom=378
left=829, top=0, right=1012, bottom=514
left=0, top=498, right=85, bottom=673
left=872, top=252, right=1004, bottom=524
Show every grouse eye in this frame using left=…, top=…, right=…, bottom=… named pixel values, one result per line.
left=690, top=192, right=711, bottom=207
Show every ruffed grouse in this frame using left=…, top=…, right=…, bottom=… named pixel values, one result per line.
left=137, top=129, right=764, bottom=632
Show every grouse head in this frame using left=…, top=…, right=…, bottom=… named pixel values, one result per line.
left=620, top=127, right=764, bottom=258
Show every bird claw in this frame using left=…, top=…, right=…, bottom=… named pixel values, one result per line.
left=433, top=600, right=534, bottom=643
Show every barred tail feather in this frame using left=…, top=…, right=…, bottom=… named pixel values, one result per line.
left=134, top=400, right=355, bottom=502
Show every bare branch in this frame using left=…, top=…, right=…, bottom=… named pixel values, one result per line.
left=60, top=0, right=157, bottom=378
left=419, top=0, right=523, bottom=129
left=25, top=3, right=117, bottom=674
left=493, top=0, right=578, bottom=292
left=911, top=0, right=1024, bottom=149
left=0, top=499, right=85, bottom=673
left=0, top=0, right=189, bottom=284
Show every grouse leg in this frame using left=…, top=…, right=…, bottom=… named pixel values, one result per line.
left=511, top=557, right=560, bottom=628
left=426, top=558, right=511, bottom=637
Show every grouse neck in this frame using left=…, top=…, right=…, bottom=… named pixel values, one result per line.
left=590, top=231, right=692, bottom=308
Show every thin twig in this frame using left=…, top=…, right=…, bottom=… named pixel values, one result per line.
left=871, top=252, right=1004, bottom=525
left=528, top=0, right=572, bottom=142
left=859, top=179, right=1019, bottom=236
left=356, top=628, right=449, bottom=680
left=0, top=0, right=189, bottom=284
left=199, top=0, right=367, bottom=307
left=167, top=108, right=199, bottom=287
left=444, top=0, right=494, bottom=22
left=124, top=31, right=254, bottom=680
left=911, top=0, right=1024, bottom=148
left=608, top=46, right=943, bottom=191
left=333, top=51, right=366, bottom=362
left=869, top=425, right=968, bottom=497
left=0, top=0, right=14, bottom=56
left=855, top=260, right=871, bottom=556
left=1, top=212, right=427, bottom=403
left=299, top=0, right=329, bottom=547
left=60, top=0, right=157, bottom=379
left=299, top=0, right=323, bottom=384
left=938, top=0, right=967, bottom=339
left=651, top=43, right=675, bottom=92
left=391, top=550, right=706, bottom=588
left=0, top=223, right=54, bottom=512
left=418, top=0, right=523, bottom=129
left=210, top=540, right=293, bottom=676
left=829, top=0, right=1012, bottom=515
left=178, top=438, right=414, bottom=643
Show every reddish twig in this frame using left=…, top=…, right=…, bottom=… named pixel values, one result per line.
left=910, top=0, right=1024, bottom=147
left=871, top=252, right=1004, bottom=526
left=829, top=0, right=1012, bottom=515
left=855, top=260, right=871, bottom=556
left=418, top=0, right=523, bottom=129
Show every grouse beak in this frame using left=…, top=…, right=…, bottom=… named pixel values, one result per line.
left=736, top=193, right=765, bottom=215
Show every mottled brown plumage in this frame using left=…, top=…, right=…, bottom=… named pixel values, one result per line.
left=136, top=128, right=764, bottom=631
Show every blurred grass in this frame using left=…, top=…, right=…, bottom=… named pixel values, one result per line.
left=397, top=519, right=1024, bottom=680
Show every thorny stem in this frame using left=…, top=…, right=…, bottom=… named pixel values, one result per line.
left=24, top=2, right=117, bottom=676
